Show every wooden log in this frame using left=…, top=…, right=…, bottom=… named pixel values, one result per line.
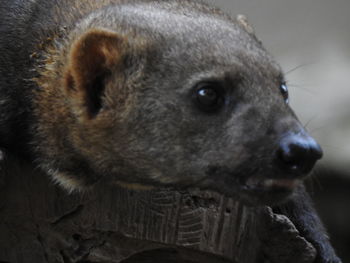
left=0, top=155, right=316, bottom=263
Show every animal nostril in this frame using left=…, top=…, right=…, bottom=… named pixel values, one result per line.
left=277, top=134, right=323, bottom=175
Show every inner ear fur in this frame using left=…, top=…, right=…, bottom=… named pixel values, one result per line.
left=64, top=29, right=126, bottom=119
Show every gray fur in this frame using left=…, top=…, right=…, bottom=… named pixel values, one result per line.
left=0, top=1, right=341, bottom=262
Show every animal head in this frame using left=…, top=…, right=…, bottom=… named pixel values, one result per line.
left=34, top=1, right=322, bottom=205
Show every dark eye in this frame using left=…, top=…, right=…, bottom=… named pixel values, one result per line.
left=280, top=83, right=289, bottom=103
left=193, top=82, right=225, bottom=112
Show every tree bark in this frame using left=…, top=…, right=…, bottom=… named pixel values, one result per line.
left=0, top=155, right=316, bottom=263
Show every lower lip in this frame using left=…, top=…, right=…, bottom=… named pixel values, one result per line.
left=244, top=177, right=301, bottom=190
left=263, top=179, right=300, bottom=189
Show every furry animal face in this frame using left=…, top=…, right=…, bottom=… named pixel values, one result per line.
left=34, top=1, right=322, bottom=205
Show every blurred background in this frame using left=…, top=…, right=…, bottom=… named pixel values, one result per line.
left=206, top=0, right=350, bottom=261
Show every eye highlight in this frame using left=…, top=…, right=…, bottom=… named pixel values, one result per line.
left=280, top=83, right=289, bottom=103
left=193, top=82, right=225, bottom=112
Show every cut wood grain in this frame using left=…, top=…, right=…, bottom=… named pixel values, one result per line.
left=0, top=156, right=316, bottom=263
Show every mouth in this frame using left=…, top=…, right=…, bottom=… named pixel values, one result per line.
left=244, top=176, right=301, bottom=190
left=202, top=165, right=304, bottom=205
left=239, top=176, right=302, bottom=205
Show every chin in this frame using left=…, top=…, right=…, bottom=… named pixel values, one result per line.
left=234, top=174, right=302, bottom=206
left=204, top=176, right=302, bottom=206
left=238, top=186, right=296, bottom=206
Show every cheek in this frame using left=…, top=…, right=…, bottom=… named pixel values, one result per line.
left=200, top=139, right=247, bottom=169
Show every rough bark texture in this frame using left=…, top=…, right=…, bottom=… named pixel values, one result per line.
left=0, top=155, right=316, bottom=263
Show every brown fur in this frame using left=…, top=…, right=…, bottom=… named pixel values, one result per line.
left=28, top=0, right=294, bottom=194
left=0, top=1, right=341, bottom=261
left=64, top=29, right=126, bottom=119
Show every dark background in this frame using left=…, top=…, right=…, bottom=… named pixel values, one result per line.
left=206, top=0, right=350, bottom=261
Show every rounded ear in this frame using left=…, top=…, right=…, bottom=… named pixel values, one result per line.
left=64, top=29, right=126, bottom=119
left=236, top=14, right=255, bottom=34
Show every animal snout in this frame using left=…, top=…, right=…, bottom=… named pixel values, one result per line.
left=276, top=133, right=323, bottom=176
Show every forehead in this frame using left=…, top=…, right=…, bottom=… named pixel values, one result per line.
left=115, top=2, right=281, bottom=78
left=78, top=1, right=282, bottom=84
left=120, top=1, right=276, bottom=63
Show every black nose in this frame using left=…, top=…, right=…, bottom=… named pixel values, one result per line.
left=277, top=134, right=323, bottom=175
